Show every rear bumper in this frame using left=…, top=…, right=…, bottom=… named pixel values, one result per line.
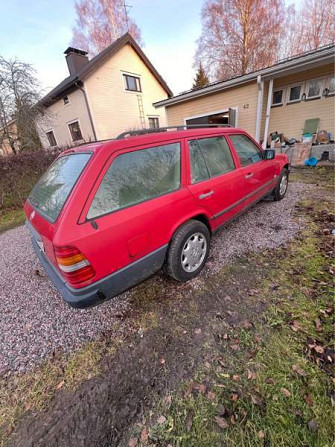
left=31, top=237, right=167, bottom=309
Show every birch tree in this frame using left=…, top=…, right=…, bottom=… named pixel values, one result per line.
left=195, top=0, right=285, bottom=81
left=71, top=0, right=143, bottom=55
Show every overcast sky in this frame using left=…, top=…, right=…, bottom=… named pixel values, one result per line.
left=0, top=0, right=301, bottom=97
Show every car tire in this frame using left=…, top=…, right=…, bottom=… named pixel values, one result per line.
left=273, top=168, right=289, bottom=201
left=166, top=220, right=211, bottom=282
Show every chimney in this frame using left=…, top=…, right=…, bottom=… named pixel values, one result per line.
left=64, top=47, right=89, bottom=76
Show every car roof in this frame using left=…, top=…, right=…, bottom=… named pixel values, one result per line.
left=63, top=127, right=246, bottom=157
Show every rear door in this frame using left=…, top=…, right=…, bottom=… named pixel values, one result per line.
left=228, top=133, right=278, bottom=205
left=186, top=134, right=245, bottom=228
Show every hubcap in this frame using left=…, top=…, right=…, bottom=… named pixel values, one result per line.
left=279, top=174, right=288, bottom=196
left=181, top=232, right=207, bottom=273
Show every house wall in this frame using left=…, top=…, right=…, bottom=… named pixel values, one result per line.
left=163, top=63, right=334, bottom=144
left=37, top=88, right=95, bottom=149
left=164, top=81, right=259, bottom=137
left=84, top=44, right=168, bottom=140
left=267, top=63, right=334, bottom=139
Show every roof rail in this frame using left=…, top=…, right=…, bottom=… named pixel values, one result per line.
left=116, top=124, right=233, bottom=139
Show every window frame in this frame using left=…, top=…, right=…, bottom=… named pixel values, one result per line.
left=63, top=96, right=70, bottom=106
left=287, top=84, right=303, bottom=104
left=68, top=120, right=83, bottom=142
left=148, top=117, right=159, bottom=129
left=45, top=130, right=57, bottom=147
left=306, top=78, right=324, bottom=100
left=83, top=141, right=182, bottom=222
left=187, top=135, right=236, bottom=185
left=123, top=73, right=142, bottom=92
left=326, top=76, right=335, bottom=96
left=228, top=133, right=264, bottom=167
left=272, top=88, right=284, bottom=107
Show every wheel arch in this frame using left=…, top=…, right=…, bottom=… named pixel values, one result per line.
left=167, top=212, right=213, bottom=247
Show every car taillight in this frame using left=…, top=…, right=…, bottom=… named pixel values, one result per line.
left=54, top=245, right=95, bottom=287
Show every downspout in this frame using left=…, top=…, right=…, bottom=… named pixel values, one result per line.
left=75, top=81, right=97, bottom=142
left=262, top=78, right=273, bottom=149
left=255, top=75, right=264, bottom=143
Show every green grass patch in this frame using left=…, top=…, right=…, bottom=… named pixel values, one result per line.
left=290, top=166, right=334, bottom=189
left=139, top=199, right=334, bottom=447
left=0, top=208, right=25, bottom=234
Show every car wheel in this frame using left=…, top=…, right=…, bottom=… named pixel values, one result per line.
left=166, top=220, right=211, bottom=282
left=273, top=168, right=289, bottom=201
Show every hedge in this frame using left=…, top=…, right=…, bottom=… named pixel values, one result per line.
left=0, top=150, right=60, bottom=209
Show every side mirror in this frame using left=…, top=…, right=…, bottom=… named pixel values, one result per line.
left=264, top=149, right=275, bottom=160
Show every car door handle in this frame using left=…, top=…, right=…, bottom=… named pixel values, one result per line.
left=245, top=172, right=254, bottom=179
left=199, top=190, right=214, bottom=199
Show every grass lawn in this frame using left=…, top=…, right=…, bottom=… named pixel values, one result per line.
left=142, top=205, right=334, bottom=446
left=129, top=170, right=334, bottom=447
left=0, top=209, right=25, bottom=234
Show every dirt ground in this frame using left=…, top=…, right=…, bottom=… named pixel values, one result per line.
left=4, top=167, right=335, bottom=447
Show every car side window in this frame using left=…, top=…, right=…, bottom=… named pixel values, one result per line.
left=87, top=142, right=181, bottom=219
left=229, top=134, right=263, bottom=167
left=188, top=136, right=235, bottom=183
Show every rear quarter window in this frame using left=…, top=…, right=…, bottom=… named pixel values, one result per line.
left=87, top=142, right=181, bottom=219
left=29, top=153, right=91, bottom=222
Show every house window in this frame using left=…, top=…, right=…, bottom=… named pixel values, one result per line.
left=272, top=89, right=283, bottom=106
left=123, top=74, right=141, bottom=92
left=307, top=80, right=322, bottom=99
left=327, top=77, right=335, bottom=95
left=63, top=96, right=70, bottom=105
left=288, top=85, right=302, bottom=103
left=148, top=117, right=159, bottom=129
left=68, top=121, right=83, bottom=142
left=46, top=131, right=57, bottom=147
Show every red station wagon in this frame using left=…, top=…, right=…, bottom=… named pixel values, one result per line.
left=24, top=126, right=289, bottom=309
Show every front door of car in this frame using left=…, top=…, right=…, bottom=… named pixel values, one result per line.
left=186, top=135, right=246, bottom=228
left=228, top=134, right=277, bottom=204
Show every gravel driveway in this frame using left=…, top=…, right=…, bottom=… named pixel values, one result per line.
left=0, top=182, right=309, bottom=374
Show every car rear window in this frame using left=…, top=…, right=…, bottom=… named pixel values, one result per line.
left=29, top=153, right=91, bottom=222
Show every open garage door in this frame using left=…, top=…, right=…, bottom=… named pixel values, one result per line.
left=185, top=108, right=236, bottom=127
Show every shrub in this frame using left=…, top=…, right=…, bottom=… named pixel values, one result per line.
left=0, top=150, right=60, bottom=209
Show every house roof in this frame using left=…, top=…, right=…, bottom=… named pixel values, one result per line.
left=40, top=33, right=173, bottom=106
left=154, top=44, right=335, bottom=108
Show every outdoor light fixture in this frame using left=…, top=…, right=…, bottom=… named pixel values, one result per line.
left=301, top=93, right=307, bottom=101
left=323, top=87, right=330, bottom=97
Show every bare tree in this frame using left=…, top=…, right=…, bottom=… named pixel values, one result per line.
left=279, top=4, right=305, bottom=59
left=195, top=0, right=285, bottom=81
left=0, top=57, right=42, bottom=154
left=287, top=0, right=335, bottom=56
left=71, top=0, right=143, bottom=55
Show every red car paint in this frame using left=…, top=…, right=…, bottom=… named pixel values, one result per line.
left=24, top=128, right=289, bottom=307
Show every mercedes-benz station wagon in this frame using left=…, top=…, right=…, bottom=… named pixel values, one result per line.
left=24, top=126, right=289, bottom=308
